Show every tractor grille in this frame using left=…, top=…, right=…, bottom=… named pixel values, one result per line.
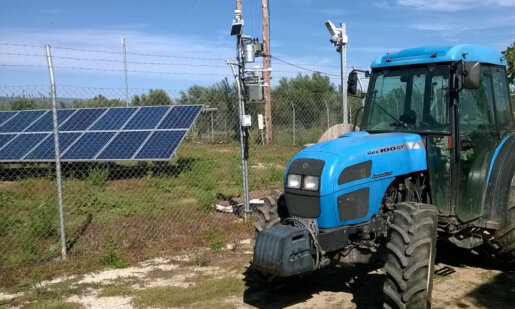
left=284, top=193, right=320, bottom=218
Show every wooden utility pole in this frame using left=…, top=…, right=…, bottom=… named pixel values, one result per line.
left=262, top=0, right=272, bottom=144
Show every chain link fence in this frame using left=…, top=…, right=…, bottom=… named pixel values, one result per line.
left=0, top=85, right=363, bottom=287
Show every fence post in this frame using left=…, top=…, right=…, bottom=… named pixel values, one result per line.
left=211, top=110, right=214, bottom=143
left=290, top=101, right=296, bottom=146
left=45, top=44, right=67, bottom=260
left=323, top=99, right=330, bottom=130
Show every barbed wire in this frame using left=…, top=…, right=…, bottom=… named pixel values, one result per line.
left=0, top=42, right=360, bottom=72
left=0, top=64, right=232, bottom=76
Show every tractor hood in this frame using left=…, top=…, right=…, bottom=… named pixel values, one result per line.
left=285, top=132, right=428, bottom=197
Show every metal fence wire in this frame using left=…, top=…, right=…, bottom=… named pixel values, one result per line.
left=0, top=84, right=363, bottom=287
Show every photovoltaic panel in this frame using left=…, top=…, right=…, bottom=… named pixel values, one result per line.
left=0, top=104, right=202, bottom=162
left=25, top=133, right=82, bottom=160
left=135, top=130, right=186, bottom=160
left=62, top=132, right=115, bottom=160
left=60, top=108, right=106, bottom=131
left=0, top=134, right=16, bottom=149
left=0, top=133, right=49, bottom=160
left=97, top=131, right=150, bottom=159
left=0, top=110, right=46, bottom=132
left=25, top=109, right=76, bottom=132
left=0, top=111, right=17, bottom=127
left=91, top=108, right=136, bottom=131
left=158, top=105, right=203, bottom=129
left=123, top=106, right=169, bottom=130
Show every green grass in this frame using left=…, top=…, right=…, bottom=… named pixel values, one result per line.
left=0, top=143, right=299, bottom=288
left=24, top=299, right=81, bottom=309
left=98, top=282, right=135, bottom=297
left=131, top=277, right=245, bottom=308
left=0, top=278, right=83, bottom=309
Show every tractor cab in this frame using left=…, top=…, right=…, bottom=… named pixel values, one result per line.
left=252, top=45, right=514, bottom=309
left=352, top=45, right=514, bottom=225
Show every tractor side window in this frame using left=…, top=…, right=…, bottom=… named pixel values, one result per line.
left=458, top=69, right=495, bottom=137
left=457, top=68, right=498, bottom=221
left=492, top=67, right=513, bottom=133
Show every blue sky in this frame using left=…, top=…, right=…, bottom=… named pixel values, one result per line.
left=0, top=0, right=514, bottom=94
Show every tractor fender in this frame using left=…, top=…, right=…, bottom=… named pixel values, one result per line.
left=483, top=133, right=515, bottom=222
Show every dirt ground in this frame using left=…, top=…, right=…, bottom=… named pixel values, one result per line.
left=1, top=239, right=514, bottom=309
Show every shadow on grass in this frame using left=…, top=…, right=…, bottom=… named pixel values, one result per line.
left=242, top=264, right=384, bottom=309
left=0, top=157, right=195, bottom=181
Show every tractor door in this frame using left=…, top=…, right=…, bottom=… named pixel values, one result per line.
left=456, top=66, right=499, bottom=222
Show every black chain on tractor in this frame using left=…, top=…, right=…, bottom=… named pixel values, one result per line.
left=284, top=216, right=328, bottom=269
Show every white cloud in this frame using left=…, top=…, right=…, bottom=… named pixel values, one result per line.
left=397, top=0, right=515, bottom=12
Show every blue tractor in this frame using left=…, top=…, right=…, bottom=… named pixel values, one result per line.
left=252, top=45, right=514, bottom=309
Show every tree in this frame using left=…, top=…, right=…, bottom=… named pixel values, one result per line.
left=2, top=97, right=50, bottom=110
left=72, top=95, right=124, bottom=108
left=503, top=42, right=515, bottom=86
left=272, top=72, right=340, bottom=129
left=132, top=89, right=173, bottom=106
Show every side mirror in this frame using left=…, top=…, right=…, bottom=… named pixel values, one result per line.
left=347, top=71, right=358, bottom=96
left=463, top=61, right=480, bottom=89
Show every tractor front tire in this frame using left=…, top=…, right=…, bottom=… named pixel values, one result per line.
left=383, top=202, right=437, bottom=309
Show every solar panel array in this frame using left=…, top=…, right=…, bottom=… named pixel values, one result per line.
left=0, top=105, right=203, bottom=162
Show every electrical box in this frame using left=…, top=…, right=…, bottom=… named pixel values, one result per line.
left=242, top=115, right=252, bottom=127
left=245, top=84, right=263, bottom=101
left=258, top=114, right=265, bottom=130
left=244, top=43, right=256, bottom=63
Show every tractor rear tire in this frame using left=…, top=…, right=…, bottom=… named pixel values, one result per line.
left=383, top=202, right=437, bottom=309
left=482, top=172, right=515, bottom=269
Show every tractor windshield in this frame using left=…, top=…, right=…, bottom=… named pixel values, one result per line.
left=363, top=65, right=450, bottom=134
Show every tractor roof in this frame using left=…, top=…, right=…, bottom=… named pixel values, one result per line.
left=371, top=44, right=506, bottom=69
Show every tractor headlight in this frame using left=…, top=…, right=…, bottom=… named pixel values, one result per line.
left=287, top=174, right=302, bottom=189
left=303, top=175, right=319, bottom=191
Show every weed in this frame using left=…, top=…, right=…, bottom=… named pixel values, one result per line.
left=99, top=237, right=129, bottom=269
left=204, top=229, right=226, bottom=250
left=0, top=190, right=15, bottom=207
left=194, top=253, right=212, bottom=267
left=25, top=298, right=81, bottom=309
left=29, top=201, right=58, bottom=239
left=196, top=190, right=215, bottom=212
left=87, top=167, right=109, bottom=188
left=131, top=277, right=245, bottom=308
left=98, top=283, right=134, bottom=297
